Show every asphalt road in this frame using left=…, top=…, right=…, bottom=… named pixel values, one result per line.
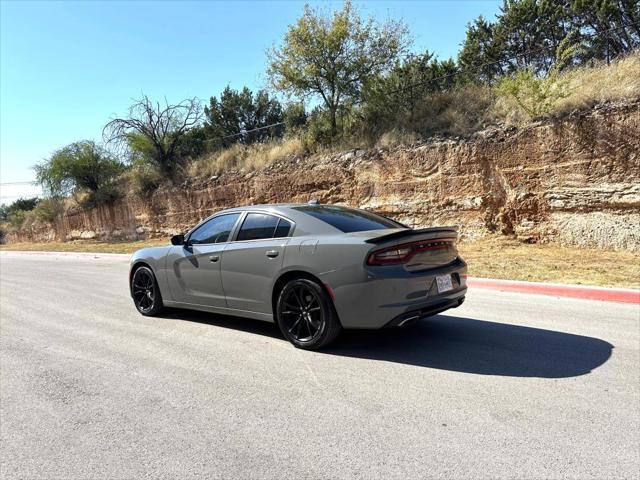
left=1, top=252, right=638, bottom=479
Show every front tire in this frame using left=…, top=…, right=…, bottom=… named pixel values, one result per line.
left=276, top=278, right=342, bottom=350
left=131, top=266, right=164, bottom=316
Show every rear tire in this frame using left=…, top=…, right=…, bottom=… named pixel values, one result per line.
left=131, top=266, right=164, bottom=316
left=276, top=278, right=342, bottom=350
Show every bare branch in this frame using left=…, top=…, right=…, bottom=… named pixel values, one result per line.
left=102, top=95, right=203, bottom=176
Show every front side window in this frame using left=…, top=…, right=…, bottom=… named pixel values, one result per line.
left=189, top=213, right=241, bottom=245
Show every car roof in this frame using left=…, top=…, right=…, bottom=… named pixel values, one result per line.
left=215, top=203, right=338, bottom=218
left=218, top=203, right=314, bottom=212
left=196, top=203, right=355, bottom=236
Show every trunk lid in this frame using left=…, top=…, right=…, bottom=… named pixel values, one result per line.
left=355, top=227, right=459, bottom=272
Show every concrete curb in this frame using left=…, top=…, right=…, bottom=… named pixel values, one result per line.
left=467, top=277, right=640, bottom=304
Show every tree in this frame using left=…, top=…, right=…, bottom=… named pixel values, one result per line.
left=458, top=0, right=640, bottom=83
left=0, top=197, right=40, bottom=225
left=366, top=52, right=458, bottom=109
left=357, top=52, right=459, bottom=136
left=103, top=95, right=203, bottom=177
left=283, top=102, right=307, bottom=131
left=267, top=0, right=410, bottom=137
left=34, top=140, right=123, bottom=208
left=458, top=2, right=573, bottom=81
left=458, top=16, right=508, bottom=82
left=204, top=87, right=283, bottom=146
left=571, top=0, right=640, bottom=62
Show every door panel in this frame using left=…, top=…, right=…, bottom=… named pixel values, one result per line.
left=166, top=244, right=228, bottom=307
left=221, top=238, right=288, bottom=313
left=166, top=213, right=241, bottom=307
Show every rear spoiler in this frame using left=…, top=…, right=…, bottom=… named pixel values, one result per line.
left=364, top=226, right=458, bottom=244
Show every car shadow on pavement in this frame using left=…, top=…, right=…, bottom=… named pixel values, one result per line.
left=158, top=309, right=612, bottom=378
left=158, top=308, right=283, bottom=339
left=325, top=314, right=613, bottom=378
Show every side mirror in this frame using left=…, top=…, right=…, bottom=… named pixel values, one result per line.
left=171, top=234, right=185, bottom=246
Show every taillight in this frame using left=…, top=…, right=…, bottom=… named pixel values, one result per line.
left=366, top=238, right=456, bottom=266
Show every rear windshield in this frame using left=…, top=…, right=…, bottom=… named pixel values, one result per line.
left=293, top=205, right=405, bottom=233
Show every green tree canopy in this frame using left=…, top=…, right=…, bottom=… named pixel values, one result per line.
left=459, top=0, right=640, bottom=82
left=34, top=140, right=123, bottom=208
left=0, top=197, right=40, bottom=223
left=355, top=52, right=459, bottom=137
left=267, top=0, right=410, bottom=136
left=571, top=0, right=640, bottom=61
left=204, top=86, right=283, bottom=146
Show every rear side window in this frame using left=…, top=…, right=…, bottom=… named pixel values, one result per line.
left=274, top=218, right=293, bottom=238
left=237, top=213, right=281, bottom=241
left=292, top=205, right=404, bottom=233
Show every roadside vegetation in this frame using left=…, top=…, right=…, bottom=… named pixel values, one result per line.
left=2, top=0, right=639, bottom=244
left=0, top=239, right=167, bottom=254
left=458, top=236, right=640, bottom=289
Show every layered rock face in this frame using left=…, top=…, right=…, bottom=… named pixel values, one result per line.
left=11, top=101, right=640, bottom=251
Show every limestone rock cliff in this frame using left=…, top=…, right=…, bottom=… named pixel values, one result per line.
left=12, top=100, right=640, bottom=251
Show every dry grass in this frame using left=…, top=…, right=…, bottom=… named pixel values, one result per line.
left=371, top=84, right=496, bottom=147
left=184, top=54, right=639, bottom=175
left=375, top=130, right=419, bottom=148
left=493, top=52, right=640, bottom=125
left=188, top=137, right=305, bottom=178
left=2, top=235, right=638, bottom=289
left=459, top=235, right=640, bottom=289
left=417, top=84, right=495, bottom=136
left=0, top=239, right=168, bottom=254
left=554, top=53, right=640, bottom=114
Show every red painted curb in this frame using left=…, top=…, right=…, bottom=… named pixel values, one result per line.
left=467, top=277, right=640, bottom=304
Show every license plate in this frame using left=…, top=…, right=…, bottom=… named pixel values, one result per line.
left=436, top=274, right=453, bottom=293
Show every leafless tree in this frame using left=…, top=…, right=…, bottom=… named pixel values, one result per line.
left=103, top=95, right=203, bottom=176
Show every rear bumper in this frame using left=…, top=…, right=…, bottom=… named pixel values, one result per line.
left=329, top=258, right=468, bottom=329
left=384, top=296, right=465, bottom=327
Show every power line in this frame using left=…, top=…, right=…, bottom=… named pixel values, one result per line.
left=203, top=121, right=286, bottom=144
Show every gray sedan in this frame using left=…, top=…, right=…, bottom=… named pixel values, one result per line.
left=129, top=203, right=467, bottom=349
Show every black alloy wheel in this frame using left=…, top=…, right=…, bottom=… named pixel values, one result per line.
left=276, top=278, right=342, bottom=350
left=131, top=266, right=163, bottom=316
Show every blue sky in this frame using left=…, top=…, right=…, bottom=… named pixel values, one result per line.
left=0, top=0, right=501, bottom=203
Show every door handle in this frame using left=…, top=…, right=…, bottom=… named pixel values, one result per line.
left=266, top=250, right=279, bottom=258
left=209, top=255, right=220, bottom=263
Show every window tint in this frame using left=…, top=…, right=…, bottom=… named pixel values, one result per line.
left=274, top=218, right=293, bottom=238
left=292, top=205, right=404, bottom=233
left=189, top=213, right=240, bottom=244
left=237, top=213, right=279, bottom=241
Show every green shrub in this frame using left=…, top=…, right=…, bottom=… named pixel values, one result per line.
left=33, top=199, right=62, bottom=223
left=128, top=165, right=164, bottom=198
left=35, top=140, right=124, bottom=208
left=7, top=209, right=27, bottom=228
left=0, top=197, right=42, bottom=229
left=81, top=183, right=121, bottom=209
left=495, top=68, right=571, bottom=119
